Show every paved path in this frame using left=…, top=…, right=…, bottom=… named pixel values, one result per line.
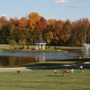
left=0, top=67, right=32, bottom=72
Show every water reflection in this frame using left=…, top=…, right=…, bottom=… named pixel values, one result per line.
left=35, top=53, right=45, bottom=62
left=0, top=50, right=90, bottom=67
left=0, top=56, right=35, bottom=67
left=82, top=51, right=90, bottom=58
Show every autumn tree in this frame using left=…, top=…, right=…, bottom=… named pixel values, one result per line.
left=82, top=18, right=90, bottom=44
left=28, top=12, right=40, bottom=32
left=38, top=16, right=48, bottom=33
left=9, top=18, right=19, bottom=27
left=19, top=17, right=27, bottom=28
left=0, top=23, right=3, bottom=30
left=17, top=17, right=28, bottom=45
left=69, top=19, right=85, bottom=46
left=0, top=16, right=8, bottom=29
left=61, top=20, right=71, bottom=42
left=48, top=19, right=57, bottom=29
left=43, top=25, right=54, bottom=45
left=54, top=20, right=64, bottom=45
left=0, top=16, right=7, bottom=23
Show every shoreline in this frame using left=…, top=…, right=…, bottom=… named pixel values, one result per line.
left=0, top=61, right=90, bottom=72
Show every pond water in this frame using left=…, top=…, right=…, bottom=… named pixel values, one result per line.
left=0, top=49, right=89, bottom=67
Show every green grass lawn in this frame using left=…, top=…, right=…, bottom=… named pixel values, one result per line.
left=0, top=44, right=82, bottom=52
left=0, top=69, right=90, bottom=90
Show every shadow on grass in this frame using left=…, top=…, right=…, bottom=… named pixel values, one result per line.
left=20, top=58, right=90, bottom=70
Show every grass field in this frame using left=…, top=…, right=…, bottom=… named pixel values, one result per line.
left=0, top=69, right=90, bottom=90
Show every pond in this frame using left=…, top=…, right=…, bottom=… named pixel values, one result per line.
left=0, top=49, right=89, bottom=67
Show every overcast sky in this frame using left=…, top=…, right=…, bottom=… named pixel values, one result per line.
left=0, top=0, right=90, bottom=21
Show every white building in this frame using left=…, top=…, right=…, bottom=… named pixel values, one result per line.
left=35, top=39, right=46, bottom=50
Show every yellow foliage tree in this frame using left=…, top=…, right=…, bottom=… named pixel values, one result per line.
left=19, top=17, right=27, bottom=28
left=28, top=12, right=40, bottom=31
left=48, top=19, right=57, bottom=29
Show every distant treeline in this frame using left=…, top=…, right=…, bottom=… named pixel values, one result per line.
left=0, top=12, right=90, bottom=46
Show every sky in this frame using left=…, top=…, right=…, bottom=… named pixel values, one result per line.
left=0, top=0, right=90, bottom=21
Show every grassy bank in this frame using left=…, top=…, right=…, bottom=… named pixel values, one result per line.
left=0, top=44, right=83, bottom=53
left=0, top=44, right=68, bottom=53
left=0, top=69, right=90, bottom=90
left=0, top=44, right=83, bottom=50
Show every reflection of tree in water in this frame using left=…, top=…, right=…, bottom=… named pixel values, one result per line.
left=0, top=56, right=9, bottom=67
left=0, top=56, right=35, bottom=67
left=8, top=56, right=35, bottom=67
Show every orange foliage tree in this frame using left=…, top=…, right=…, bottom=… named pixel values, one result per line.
left=19, top=17, right=27, bottom=28
left=28, top=12, right=40, bottom=32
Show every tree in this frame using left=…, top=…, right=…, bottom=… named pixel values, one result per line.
left=38, top=16, right=48, bottom=33
left=19, top=17, right=27, bottom=28
left=70, top=19, right=85, bottom=46
left=22, top=28, right=30, bottom=44
left=28, top=12, right=40, bottom=31
left=33, top=29, right=40, bottom=44
left=53, top=20, right=64, bottom=45
left=43, top=25, right=54, bottom=45
left=60, top=20, right=71, bottom=42
left=82, top=18, right=90, bottom=44
left=9, top=25, right=16, bottom=39
left=0, top=16, right=7, bottom=24
left=0, top=24, right=10, bottom=44
left=0, top=16, right=8, bottom=29
left=0, top=23, right=3, bottom=30
left=9, top=18, right=19, bottom=27
left=8, top=39, right=17, bottom=49
left=48, top=19, right=57, bottom=29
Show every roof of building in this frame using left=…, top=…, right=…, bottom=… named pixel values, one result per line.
left=35, top=39, right=46, bottom=44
